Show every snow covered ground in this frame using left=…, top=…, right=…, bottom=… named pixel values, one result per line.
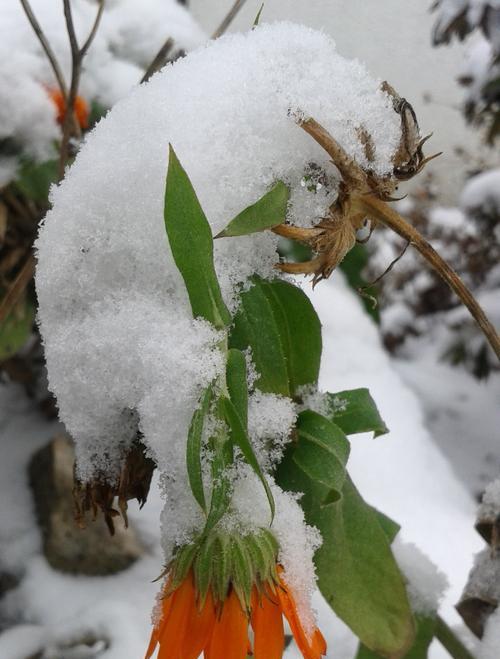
left=0, top=274, right=488, bottom=658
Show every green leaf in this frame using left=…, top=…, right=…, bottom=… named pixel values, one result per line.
left=164, top=145, right=231, bottom=328
left=253, top=3, right=264, bottom=27
left=355, top=616, right=436, bottom=659
left=226, top=349, right=248, bottom=428
left=221, top=396, right=275, bottom=521
left=186, top=386, right=212, bottom=513
left=0, top=296, right=35, bottom=361
left=14, top=159, right=58, bottom=204
left=339, top=243, right=380, bottom=323
left=215, top=181, right=289, bottom=238
left=293, top=410, right=349, bottom=501
left=229, top=277, right=322, bottom=396
left=324, top=388, right=388, bottom=438
left=375, top=509, right=401, bottom=543
left=276, top=461, right=414, bottom=657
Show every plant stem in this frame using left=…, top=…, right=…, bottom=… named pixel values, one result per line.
left=141, top=37, right=175, bottom=84
left=212, top=0, right=248, bottom=39
left=435, top=615, right=477, bottom=659
left=355, top=194, right=500, bottom=360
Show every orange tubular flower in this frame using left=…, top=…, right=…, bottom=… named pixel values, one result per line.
left=145, top=530, right=326, bottom=659
left=47, top=87, right=89, bottom=130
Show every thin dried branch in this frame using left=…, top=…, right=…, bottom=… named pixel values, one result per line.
left=0, top=252, right=36, bottom=326
left=19, top=0, right=68, bottom=98
left=355, top=194, right=500, bottom=359
left=141, top=37, right=175, bottom=84
left=212, top=0, right=248, bottom=39
left=58, top=0, right=105, bottom=180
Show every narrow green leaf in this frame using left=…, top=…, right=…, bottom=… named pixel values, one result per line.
left=221, top=396, right=275, bottom=522
left=14, top=158, right=58, bottom=204
left=355, top=615, right=436, bottom=659
left=215, top=181, right=289, bottom=238
left=293, top=410, right=350, bottom=499
left=375, top=509, right=401, bottom=543
left=226, top=348, right=248, bottom=428
left=253, top=3, right=264, bottom=28
left=229, top=277, right=322, bottom=396
left=324, top=388, right=389, bottom=438
left=164, top=145, right=231, bottom=328
left=186, top=386, right=212, bottom=513
left=275, top=460, right=415, bottom=656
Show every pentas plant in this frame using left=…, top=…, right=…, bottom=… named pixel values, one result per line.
left=35, top=22, right=498, bottom=659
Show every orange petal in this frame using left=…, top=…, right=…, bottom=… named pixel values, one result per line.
left=145, top=584, right=175, bottom=659
left=182, top=590, right=217, bottom=659
left=156, top=575, right=195, bottom=659
left=276, top=575, right=325, bottom=659
left=205, top=589, right=248, bottom=659
left=251, top=588, right=284, bottom=659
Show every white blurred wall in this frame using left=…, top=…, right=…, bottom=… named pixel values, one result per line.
left=190, top=0, right=499, bottom=202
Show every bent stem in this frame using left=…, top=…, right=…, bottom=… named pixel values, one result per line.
left=354, top=194, right=500, bottom=360
left=435, top=616, right=476, bottom=659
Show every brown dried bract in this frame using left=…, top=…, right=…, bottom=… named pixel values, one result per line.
left=273, top=83, right=441, bottom=283
left=73, top=437, right=156, bottom=535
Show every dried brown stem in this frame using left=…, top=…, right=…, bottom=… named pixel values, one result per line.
left=58, top=0, right=105, bottom=180
left=141, top=37, right=175, bottom=84
left=212, top=0, right=248, bottom=39
left=0, top=253, right=36, bottom=326
left=355, top=194, right=500, bottom=359
left=19, top=0, right=68, bottom=99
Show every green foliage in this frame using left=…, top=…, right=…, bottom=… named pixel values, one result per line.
left=226, top=348, right=248, bottom=427
left=186, top=386, right=212, bottom=513
left=230, top=277, right=322, bottom=396
left=325, top=387, right=389, bottom=437
left=276, top=460, right=415, bottom=657
left=14, top=158, right=58, bottom=204
left=164, top=145, right=231, bottom=329
left=215, top=181, right=289, bottom=238
left=293, top=410, right=349, bottom=503
left=339, top=243, right=380, bottom=322
left=356, top=615, right=437, bottom=659
left=0, top=297, right=35, bottom=361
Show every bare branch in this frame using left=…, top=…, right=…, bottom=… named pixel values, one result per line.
left=19, top=0, right=68, bottom=98
left=80, top=0, right=105, bottom=58
left=141, top=37, right=175, bottom=84
left=0, top=253, right=36, bottom=326
left=212, top=0, right=248, bottom=39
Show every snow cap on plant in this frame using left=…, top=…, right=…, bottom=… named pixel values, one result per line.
left=146, top=528, right=326, bottom=659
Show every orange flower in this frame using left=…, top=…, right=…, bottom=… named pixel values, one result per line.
left=145, top=566, right=326, bottom=659
left=47, top=87, right=89, bottom=129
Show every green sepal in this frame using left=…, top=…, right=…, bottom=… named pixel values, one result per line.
left=231, top=536, right=254, bottom=611
left=164, top=144, right=231, bottom=329
left=170, top=542, right=199, bottom=591
left=186, top=386, right=212, bottom=513
left=212, top=533, right=232, bottom=603
left=193, top=533, right=217, bottom=607
left=324, top=388, right=389, bottom=438
left=203, top=429, right=233, bottom=536
left=215, top=181, right=289, bottom=238
left=221, top=396, right=275, bottom=522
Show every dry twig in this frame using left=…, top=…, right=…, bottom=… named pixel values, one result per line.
left=141, top=37, right=175, bottom=84
left=58, top=0, right=105, bottom=180
left=0, top=253, right=36, bottom=326
left=212, top=0, right=248, bottom=39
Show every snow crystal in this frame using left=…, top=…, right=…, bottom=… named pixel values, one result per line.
left=393, top=538, right=449, bottom=615
left=248, top=390, right=297, bottom=469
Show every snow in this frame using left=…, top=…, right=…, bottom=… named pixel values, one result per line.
left=480, top=607, right=500, bottom=659
left=392, top=539, right=449, bottom=616
left=0, top=0, right=205, bottom=184
left=460, top=168, right=500, bottom=217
